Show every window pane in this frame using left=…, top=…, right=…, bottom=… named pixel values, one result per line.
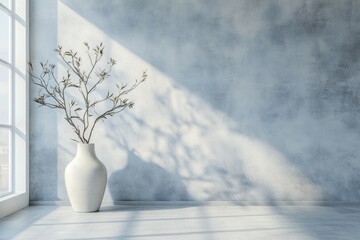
left=15, top=73, right=25, bottom=132
left=0, top=65, right=10, bottom=124
left=0, top=10, right=11, bottom=62
left=0, top=0, right=11, bottom=9
left=15, top=0, right=25, bottom=20
left=15, top=20, right=26, bottom=74
left=0, top=128, right=10, bottom=196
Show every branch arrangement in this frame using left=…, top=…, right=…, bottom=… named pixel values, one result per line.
left=29, top=42, right=147, bottom=143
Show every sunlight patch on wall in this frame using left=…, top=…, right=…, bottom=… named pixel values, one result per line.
left=56, top=1, right=322, bottom=201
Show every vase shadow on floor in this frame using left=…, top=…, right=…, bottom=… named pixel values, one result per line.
left=108, top=149, right=189, bottom=203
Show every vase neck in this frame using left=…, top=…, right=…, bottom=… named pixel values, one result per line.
left=75, top=143, right=96, bottom=159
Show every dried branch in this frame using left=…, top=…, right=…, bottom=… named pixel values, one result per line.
left=29, top=43, right=147, bottom=143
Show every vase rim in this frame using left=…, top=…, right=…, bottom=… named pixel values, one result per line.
left=77, top=143, right=95, bottom=145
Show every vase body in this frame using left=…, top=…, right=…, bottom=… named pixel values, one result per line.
left=65, top=143, right=107, bottom=212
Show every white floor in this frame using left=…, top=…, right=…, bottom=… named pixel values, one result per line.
left=1, top=203, right=360, bottom=240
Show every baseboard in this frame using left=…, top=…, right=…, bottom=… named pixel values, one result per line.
left=29, top=200, right=360, bottom=206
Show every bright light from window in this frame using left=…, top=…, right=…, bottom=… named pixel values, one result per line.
left=0, top=10, right=11, bottom=62
left=0, top=129, right=10, bottom=197
left=0, top=0, right=11, bottom=9
left=0, top=0, right=28, bottom=215
left=0, top=65, right=10, bottom=125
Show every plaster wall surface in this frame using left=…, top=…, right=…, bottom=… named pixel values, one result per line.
left=30, top=0, right=360, bottom=202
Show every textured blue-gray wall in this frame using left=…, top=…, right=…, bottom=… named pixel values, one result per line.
left=30, top=0, right=360, bottom=202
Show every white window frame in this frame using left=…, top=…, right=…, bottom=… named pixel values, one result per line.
left=0, top=0, right=29, bottom=218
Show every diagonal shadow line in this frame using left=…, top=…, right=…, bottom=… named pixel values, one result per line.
left=196, top=206, right=216, bottom=240
left=116, top=210, right=138, bottom=240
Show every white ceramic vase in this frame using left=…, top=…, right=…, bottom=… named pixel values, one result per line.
left=65, top=143, right=107, bottom=212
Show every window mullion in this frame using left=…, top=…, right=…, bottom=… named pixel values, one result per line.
left=0, top=59, right=11, bottom=68
left=0, top=3, right=11, bottom=15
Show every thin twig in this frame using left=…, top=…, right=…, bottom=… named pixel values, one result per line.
left=30, top=43, right=147, bottom=143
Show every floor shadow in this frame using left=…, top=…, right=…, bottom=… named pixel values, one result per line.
left=100, top=203, right=199, bottom=213
left=0, top=206, right=58, bottom=239
left=108, top=149, right=189, bottom=201
left=270, top=203, right=360, bottom=240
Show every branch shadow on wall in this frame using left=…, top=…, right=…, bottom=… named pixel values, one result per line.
left=60, top=0, right=360, bottom=202
left=108, top=148, right=189, bottom=201
left=99, top=89, right=318, bottom=203
left=106, top=118, right=189, bottom=202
